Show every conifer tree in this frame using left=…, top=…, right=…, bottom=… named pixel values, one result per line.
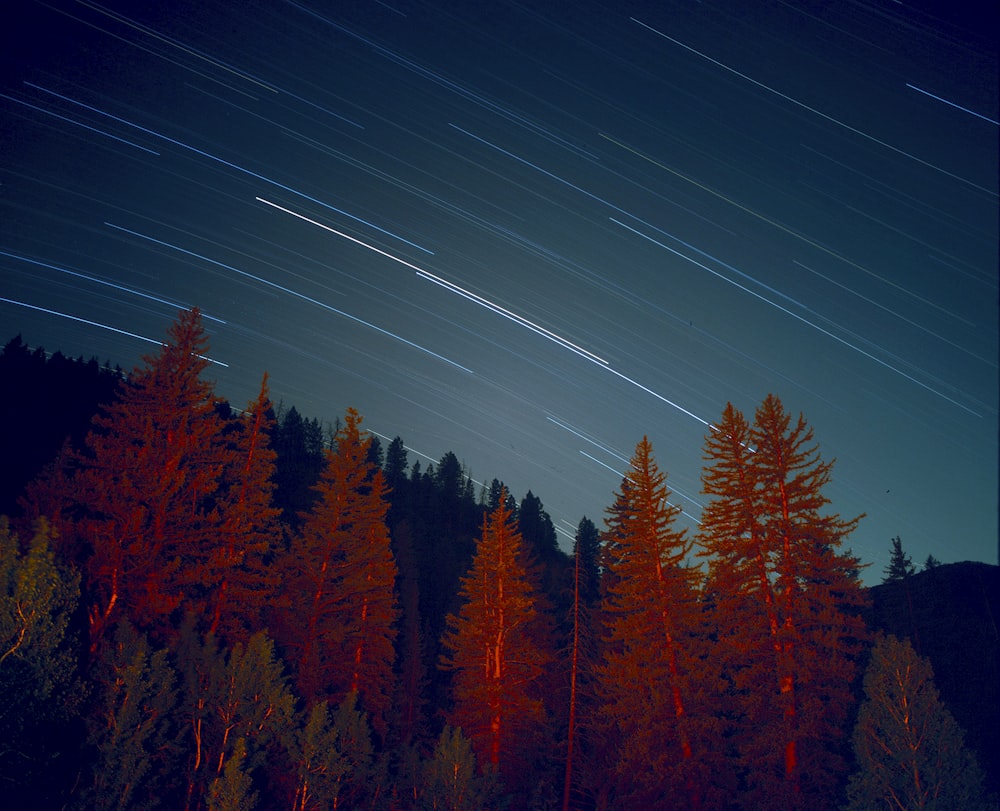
left=698, top=396, right=868, bottom=810
left=883, top=536, right=916, bottom=583
left=596, top=437, right=717, bottom=810
left=277, top=409, right=399, bottom=733
left=64, top=309, right=230, bottom=646
left=206, top=375, right=282, bottom=644
left=845, top=634, right=990, bottom=811
left=421, top=726, right=502, bottom=811
left=440, top=488, right=550, bottom=788
left=562, top=516, right=602, bottom=811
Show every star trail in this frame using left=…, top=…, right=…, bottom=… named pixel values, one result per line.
left=1, top=0, right=996, bottom=580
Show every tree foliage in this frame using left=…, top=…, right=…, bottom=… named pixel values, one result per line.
left=845, top=634, right=990, bottom=811
left=0, top=517, right=81, bottom=794
left=277, top=408, right=399, bottom=732
left=698, top=396, right=868, bottom=809
left=597, top=437, right=719, bottom=809
left=440, top=488, right=551, bottom=786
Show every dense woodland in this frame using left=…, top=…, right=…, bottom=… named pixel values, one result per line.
left=0, top=310, right=996, bottom=811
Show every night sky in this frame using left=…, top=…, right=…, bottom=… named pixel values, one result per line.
left=2, top=0, right=996, bottom=582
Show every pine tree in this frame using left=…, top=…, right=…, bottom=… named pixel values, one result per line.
left=698, top=396, right=868, bottom=810
left=440, top=488, right=550, bottom=789
left=883, top=536, right=916, bottom=583
left=66, top=309, right=230, bottom=646
left=277, top=409, right=399, bottom=733
left=596, top=437, right=717, bottom=810
left=845, top=634, right=990, bottom=811
left=207, top=375, right=282, bottom=644
left=562, top=516, right=602, bottom=811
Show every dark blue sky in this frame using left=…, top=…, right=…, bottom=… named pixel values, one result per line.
left=2, top=0, right=996, bottom=581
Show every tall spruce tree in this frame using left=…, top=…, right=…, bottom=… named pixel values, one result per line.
left=698, top=396, right=868, bottom=810
left=206, top=376, right=282, bottom=645
left=276, top=409, right=399, bottom=734
left=440, top=487, right=551, bottom=791
left=596, top=437, right=718, bottom=810
left=57, top=309, right=230, bottom=646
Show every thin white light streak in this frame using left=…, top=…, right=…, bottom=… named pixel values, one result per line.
left=633, top=18, right=997, bottom=197
left=256, top=196, right=609, bottom=366
left=0, top=250, right=226, bottom=324
left=611, top=217, right=983, bottom=418
left=906, top=83, right=999, bottom=126
left=0, top=297, right=229, bottom=367
left=105, top=219, right=472, bottom=374
left=548, top=415, right=630, bottom=464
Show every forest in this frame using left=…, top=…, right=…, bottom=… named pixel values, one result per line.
left=0, top=309, right=995, bottom=811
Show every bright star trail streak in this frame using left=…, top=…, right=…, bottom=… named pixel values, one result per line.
left=610, top=218, right=984, bottom=418
left=2, top=0, right=996, bottom=581
left=630, top=17, right=999, bottom=198
left=103, top=220, right=471, bottom=374
left=257, top=196, right=609, bottom=365
left=0, top=297, right=229, bottom=367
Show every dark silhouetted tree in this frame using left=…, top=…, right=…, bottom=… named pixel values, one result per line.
left=883, top=536, right=916, bottom=583
left=271, top=406, right=325, bottom=529
left=440, top=488, right=551, bottom=790
left=845, top=634, right=990, bottom=811
left=277, top=409, right=399, bottom=734
left=562, top=516, right=602, bottom=811
left=698, top=396, right=868, bottom=810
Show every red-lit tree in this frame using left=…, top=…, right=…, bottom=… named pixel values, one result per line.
left=205, top=375, right=283, bottom=645
left=698, top=395, right=868, bottom=810
left=69, top=309, right=229, bottom=647
left=440, top=488, right=551, bottom=789
left=277, top=409, right=399, bottom=734
left=596, top=437, right=719, bottom=810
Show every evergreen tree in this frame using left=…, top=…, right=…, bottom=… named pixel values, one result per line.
left=440, top=488, right=551, bottom=790
left=698, top=396, right=868, bottom=810
left=923, top=554, right=941, bottom=570
left=277, top=409, right=399, bottom=733
left=596, top=438, right=718, bottom=810
left=58, top=309, right=230, bottom=646
left=883, top=536, right=916, bottom=583
left=207, top=376, right=282, bottom=644
left=270, top=406, right=325, bottom=529
left=562, top=516, right=602, bottom=811
left=845, top=634, right=991, bottom=811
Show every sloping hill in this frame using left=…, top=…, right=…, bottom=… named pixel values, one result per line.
left=868, top=562, right=1000, bottom=795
